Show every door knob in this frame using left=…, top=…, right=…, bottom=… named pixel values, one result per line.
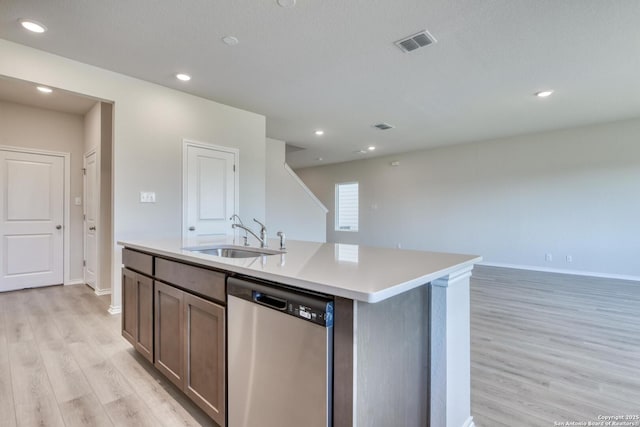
left=56, top=225, right=62, bottom=230
left=189, top=226, right=196, bottom=231
left=89, top=226, right=96, bottom=231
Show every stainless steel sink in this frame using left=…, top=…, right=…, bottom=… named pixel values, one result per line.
left=184, top=245, right=284, bottom=258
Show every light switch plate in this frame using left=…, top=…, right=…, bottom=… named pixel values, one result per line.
left=74, top=196, right=82, bottom=206
left=140, top=191, right=156, bottom=203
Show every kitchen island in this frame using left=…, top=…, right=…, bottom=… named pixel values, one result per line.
left=119, top=237, right=481, bottom=427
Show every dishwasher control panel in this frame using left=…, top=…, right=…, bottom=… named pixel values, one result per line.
left=288, top=301, right=333, bottom=327
left=228, top=277, right=334, bottom=327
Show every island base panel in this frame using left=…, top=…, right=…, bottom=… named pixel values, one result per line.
left=355, top=285, right=429, bottom=426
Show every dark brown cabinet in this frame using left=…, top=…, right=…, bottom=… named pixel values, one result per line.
left=122, top=268, right=136, bottom=344
left=122, top=267, right=154, bottom=363
left=154, top=280, right=185, bottom=387
left=123, top=249, right=226, bottom=427
left=184, top=292, right=226, bottom=425
left=154, top=280, right=226, bottom=426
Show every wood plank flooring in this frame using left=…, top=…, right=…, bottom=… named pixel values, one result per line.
left=2, top=268, right=638, bottom=427
left=0, top=284, right=215, bottom=427
left=471, top=266, right=640, bottom=427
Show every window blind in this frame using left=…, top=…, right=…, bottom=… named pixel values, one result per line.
left=335, top=182, right=358, bottom=232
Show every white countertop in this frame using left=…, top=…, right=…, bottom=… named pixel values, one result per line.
left=118, top=237, right=482, bottom=303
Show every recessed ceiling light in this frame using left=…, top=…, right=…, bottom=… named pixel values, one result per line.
left=222, top=36, right=239, bottom=46
left=314, top=130, right=324, bottom=136
left=36, top=86, right=53, bottom=93
left=316, top=157, right=323, bottom=161
left=277, top=0, right=297, bottom=7
left=368, top=146, right=376, bottom=151
left=176, top=73, right=191, bottom=82
left=19, top=19, right=47, bottom=33
left=535, top=90, right=554, bottom=98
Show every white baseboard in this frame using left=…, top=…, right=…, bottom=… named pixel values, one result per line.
left=478, top=262, right=640, bottom=282
left=65, top=279, right=85, bottom=286
left=94, top=288, right=111, bottom=296
left=462, top=416, right=475, bottom=427
left=108, top=305, right=121, bottom=315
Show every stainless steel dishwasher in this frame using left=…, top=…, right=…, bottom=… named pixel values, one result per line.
left=227, top=276, right=334, bottom=427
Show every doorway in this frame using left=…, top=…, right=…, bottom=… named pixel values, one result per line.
left=0, top=76, right=114, bottom=308
left=183, top=140, right=238, bottom=239
left=0, top=147, right=69, bottom=292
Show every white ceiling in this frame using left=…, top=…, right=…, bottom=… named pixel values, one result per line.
left=1, top=1, right=639, bottom=168
left=0, top=75, right=97, bottom=115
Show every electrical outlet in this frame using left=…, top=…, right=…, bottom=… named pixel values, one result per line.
left=140, top=191, right=156, bottom=203
left=566, top=255, right=573, bottom=263
left=545, top=253, right=553, bottom=262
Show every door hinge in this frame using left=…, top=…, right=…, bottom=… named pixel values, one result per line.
left=82, top=168, right=86, bottom=175
left=83, top=260, right=86, bottom=267
left=233, top=164, right=236, bottom=172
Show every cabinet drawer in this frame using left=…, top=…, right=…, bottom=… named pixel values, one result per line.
left=155, top=258, right=225, bottom=303
left=123, top=248, right=153, bottom=276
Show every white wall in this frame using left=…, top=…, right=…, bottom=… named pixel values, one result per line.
left=0, top=100, right=86, bottom=282
left=296, top=118, right=640, bottom=278
left=84, top=102, right=101, bottom=153
left=265, top=138, right=326, bottom=242
left=99, top=103, right=114, bottom=296
left=0, top=39, right=266, bottom=311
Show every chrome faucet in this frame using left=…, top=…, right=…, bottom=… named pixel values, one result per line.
left=230, top=214, right=244, bottom=226
left=230, top=214, right=250, bottom=246
left=231, top=224, right=264, bottom=247
left=230, top=218, right=268, bottom=248
left=253, top=219, right=268, bottom=248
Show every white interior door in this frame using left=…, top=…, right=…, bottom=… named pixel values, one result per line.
left=0, top=149, right=64, bottom=292
left=184, top=143, right=237, bottom=238
left=83, top=151, right=98, bottom=289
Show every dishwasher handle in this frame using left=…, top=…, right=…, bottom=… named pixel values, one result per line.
left=253, top=291, right=287, bottom=311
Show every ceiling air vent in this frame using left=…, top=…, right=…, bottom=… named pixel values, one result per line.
left=373, top=122, right=395, bottom=130
left=395, top=30, right=437, bottom=53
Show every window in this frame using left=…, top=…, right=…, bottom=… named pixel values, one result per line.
left=335, top=182, right=359, bottom=232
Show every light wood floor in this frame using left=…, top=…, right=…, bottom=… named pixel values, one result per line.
left=2, top=268, right=639, bottom=427
left=0, top=284, right=215, bottom=427
left=471, top=266, right=640, bottom=427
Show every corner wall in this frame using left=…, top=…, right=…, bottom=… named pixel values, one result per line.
left=83, top=102, right=113, bottom=294
left=0, top=39, right=266, bottom=312
left=266, top=138, right=326, bottom=242
left=296, top=117, right=640, bottom=278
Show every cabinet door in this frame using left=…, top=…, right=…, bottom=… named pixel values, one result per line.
left=122, top=268, right=137, bottom=346
left=135, top=274, right=154, bottom=363
left=184, top=293, right=226, bottom=426
left=155, top=281, right=184, bottom=389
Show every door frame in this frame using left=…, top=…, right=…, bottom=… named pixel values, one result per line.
left=0, top=145, right=72, bottom=285
left=83, top=149, right=100, bottom=292
left=181, top=139, right=239, bottom=239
